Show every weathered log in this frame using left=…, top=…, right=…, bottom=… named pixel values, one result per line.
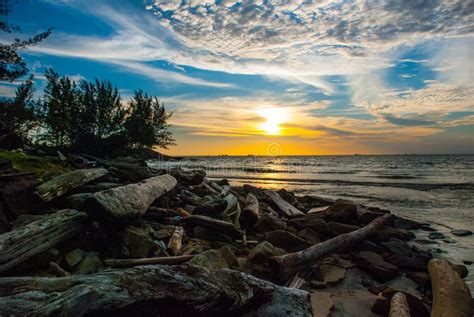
left=0, top=209, right=88, bottom=274
left=241, top=193, right=260, bottom=227
left=85, top=174, right=177, bottom=223
left=180, top=190, right=227, bottom=216
left=104, top=255, right=194, bottom=268
left=168, top=226, right=184, bottom=256
left=35, top=168, right=108, bottom=202
left=182, top=215, right=244, bottom=238
left=428, top=258, right=473, bottom=317
left=49, top=261, right=70, bottom=277
left=0, top=265, right=312, bottom=316
left=266, top=190, right=304, bottom=217
left=271, top=214, right=395, bottom=281
left=389, top=292, right=410, bottom=317
left=223, top=193, right=238, bottom=214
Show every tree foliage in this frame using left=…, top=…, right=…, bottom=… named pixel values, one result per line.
left=125, top=90, right=175, bottom=150
left=0, top=0, right=52, bottom=81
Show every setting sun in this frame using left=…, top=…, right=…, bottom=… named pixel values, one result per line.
left=259, top=108, right=288, bottom=135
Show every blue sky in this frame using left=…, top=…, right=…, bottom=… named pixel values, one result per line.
left=1, top=0, right=473, bottom=155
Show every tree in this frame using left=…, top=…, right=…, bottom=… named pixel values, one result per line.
left=125, top=90, right=175, bottom=150
left=0, top=0, right=52, bottom=81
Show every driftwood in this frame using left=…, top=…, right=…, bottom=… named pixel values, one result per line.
left=241, top=193, right=260, bottom=227
left=182, top=215, right=244, bottom=238
left=35, top=168, right=108, bottom=202
left=0, top=209, right=88, bottom=273
left=104, top=255, right=194, bottom=268
left=81, top=154, right=154, bottom=182
left=389, top=292, right=410, bottom=317
left=428, top=258, right=473, bottom=317
left=0, top=265, right=312, bottom=316
left=266, top=190, right=304, bottom=217
left=223, top=193, right=238, bottom=214
left=271, top=214, right=395, bottom=281
left=85, top=175, right=177, bottom=223
left=168, top=226, right=184, bottom=256
left=180, top=190, right=227, bottom=216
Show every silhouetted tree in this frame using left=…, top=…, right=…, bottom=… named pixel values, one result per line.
left=125, top=90, right=175, bottom=150
left=0, top=0, right=52, bottom=81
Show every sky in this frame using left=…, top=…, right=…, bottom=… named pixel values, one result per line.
left=1, top=0, right=473, bottom=155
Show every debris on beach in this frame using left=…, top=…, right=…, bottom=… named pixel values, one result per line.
left=0, top=154, right=472, bottom=316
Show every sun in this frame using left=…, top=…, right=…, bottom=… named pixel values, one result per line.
left=259, top=108, right=287, bottom=135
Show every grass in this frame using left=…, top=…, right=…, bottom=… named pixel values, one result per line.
left=0, top=149, right=70, bottom=177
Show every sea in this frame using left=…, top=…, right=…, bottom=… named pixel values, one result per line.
left=150, top=154, right=474, bottom=292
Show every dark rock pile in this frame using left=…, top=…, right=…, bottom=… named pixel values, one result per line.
left=0, top=154, right=472, bottom=316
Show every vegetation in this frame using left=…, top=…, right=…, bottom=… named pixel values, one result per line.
left=0, top=149, right=69, bottom=176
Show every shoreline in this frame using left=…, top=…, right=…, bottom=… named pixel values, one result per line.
left=0, top=151, right=472, bottom=315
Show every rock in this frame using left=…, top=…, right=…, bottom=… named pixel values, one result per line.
left=248, top=241, right=286, bottom=265
left=324, top=201, right=358, bottom=224
left=62, top=193, right=94, bottom=210
left=453, top=264, right=469, bottom=279
left=358, top=240, right=384, bottom=253
left=380, top=239, right=413, bottom=257
left=309, top=264, right=347, bottom=288
left=393, top=217, right=422, bottom=230
left=182, top=239, right=211, bottom=255
left=297, top=228, right=320, bottom=244
left=263, top=230, right=312, bottom=252
left=121, top=225, right=159, bottom=258
left=0, top=203, right=9, bottom=233
left=357, top=251, right=399, bottom=282
left=64, top=249, right=85, bottom=270
left=253, top=212, right=286, bottom=233
left=372, top=290, right=430, bottom=317
left=419, top=224, right=436, bottom=232
left=188, top=249, right=228, bottom=271
left=11, top=214, right=46, bottom=228
left=451, top=229, right=472, bottom=237
left=385, top=254, right=430, bottom=272
left=428, top=232, right=445, bottom=240
left=406, top=272, right=431, bottom=287
left=75, top=252, right=103, bottom=274
left=310, top=292, right=334, bottom=317
left=288, top=214, right=329, bottom=236
left=328, top=222, right=359, bottom=237
left=443, top=238, right=456, bottom=243
left=193, top=226, right=232, bottom=243
left=218, top=246, right=238, bottom=268
left=375, top=226, right=415, bottom=241
left=414, top=239, right=437, bottom=245
left=0, top=173, right=38, bottom=220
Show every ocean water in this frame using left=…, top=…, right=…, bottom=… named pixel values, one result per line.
left=151, top=154, right=474, bottom=291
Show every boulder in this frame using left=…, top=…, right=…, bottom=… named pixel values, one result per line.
left=182, top=239, right=211, bottom=255
left=288, top=214, right=329, bottom=236
left=375, top=226, right=415, bottom=241
left=451, top=229, right=472, bottom=237
left=309, top=264, right=347, bottom=289
left=248, top=241, right=286, bottom=265
left=380, top=239, right=413, bottom=257
left=254, top=212, right=286, bottom=233
left=193, top=226, right=232, bottom=243
left=324, top=201, right=358, bottom=224
left=188, top=249, right=229, bottom=271
left=393, top=217, right=422, bottom=230
left=64, top=249, right=85, bottom=270
left=357, top=251, right=399, bottom=282
left=385, top=254, right=430, bottom=272
left=74, top=252, right=103, bottom=274
left=428, top=232, right=445, bottom=240
left=297, top=228, right=320, bottom=244
left=218, top=246, right=238, bottom=268
left=121, top=225, right=159, bottom=258
left=453, top=264, right=469, bottom=279
left=263, top=230, right=312, bottom=252
left=328, top=222, right=360, bottom=237
left=0, top=173, right=38, bottom=220
left=406, top=272, right=431, bottom=288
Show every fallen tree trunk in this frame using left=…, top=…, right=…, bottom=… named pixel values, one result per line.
left=182, top=215, right=244, bottom=239
left=168, top=226, right=184, bottom=256
left=271, top=214, right=394, bottom=281
left=0, top=209, right=88, bottom=274
left=241, top=193, right=260, bottom=227
left=389, top=292, right=410, bottom=317
left=104, top=255, right=194, bottom=268
left=0, top=265, right=312, bottom=316
left=428, top=258, right=473, bottom=317
left=85, top=175, right=177, bottom=223
left=35, top=168, right=108, bottom=202
left=266, top=190, right=304, bottom=217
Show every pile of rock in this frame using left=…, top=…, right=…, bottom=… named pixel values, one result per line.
left=0, top=155, right=472, bottom=316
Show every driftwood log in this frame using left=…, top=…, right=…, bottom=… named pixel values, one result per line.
left=104, top=255, right=194, bottom=268
left=35, top=168, right=108, bottom=202
left=241, top=193, right=260, bottom=227
left=85, top=174, right=177, bottom=223
left=0, top=209, right=88, bottom=274
left=266, top=190, right=304, bottom=217
left=389, top=292, right=410, bottom=317
left=168, top=226, right=184, bottom=256
left=0, top=265, right=312, bottom=316
left=271, top=214, right=395, bottom=281
left=182, top=215, right=244, bottom=239
left=428, top=258, right=473, bottom=317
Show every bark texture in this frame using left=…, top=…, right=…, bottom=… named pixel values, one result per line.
left=266, top=190, right=304, bottom=217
